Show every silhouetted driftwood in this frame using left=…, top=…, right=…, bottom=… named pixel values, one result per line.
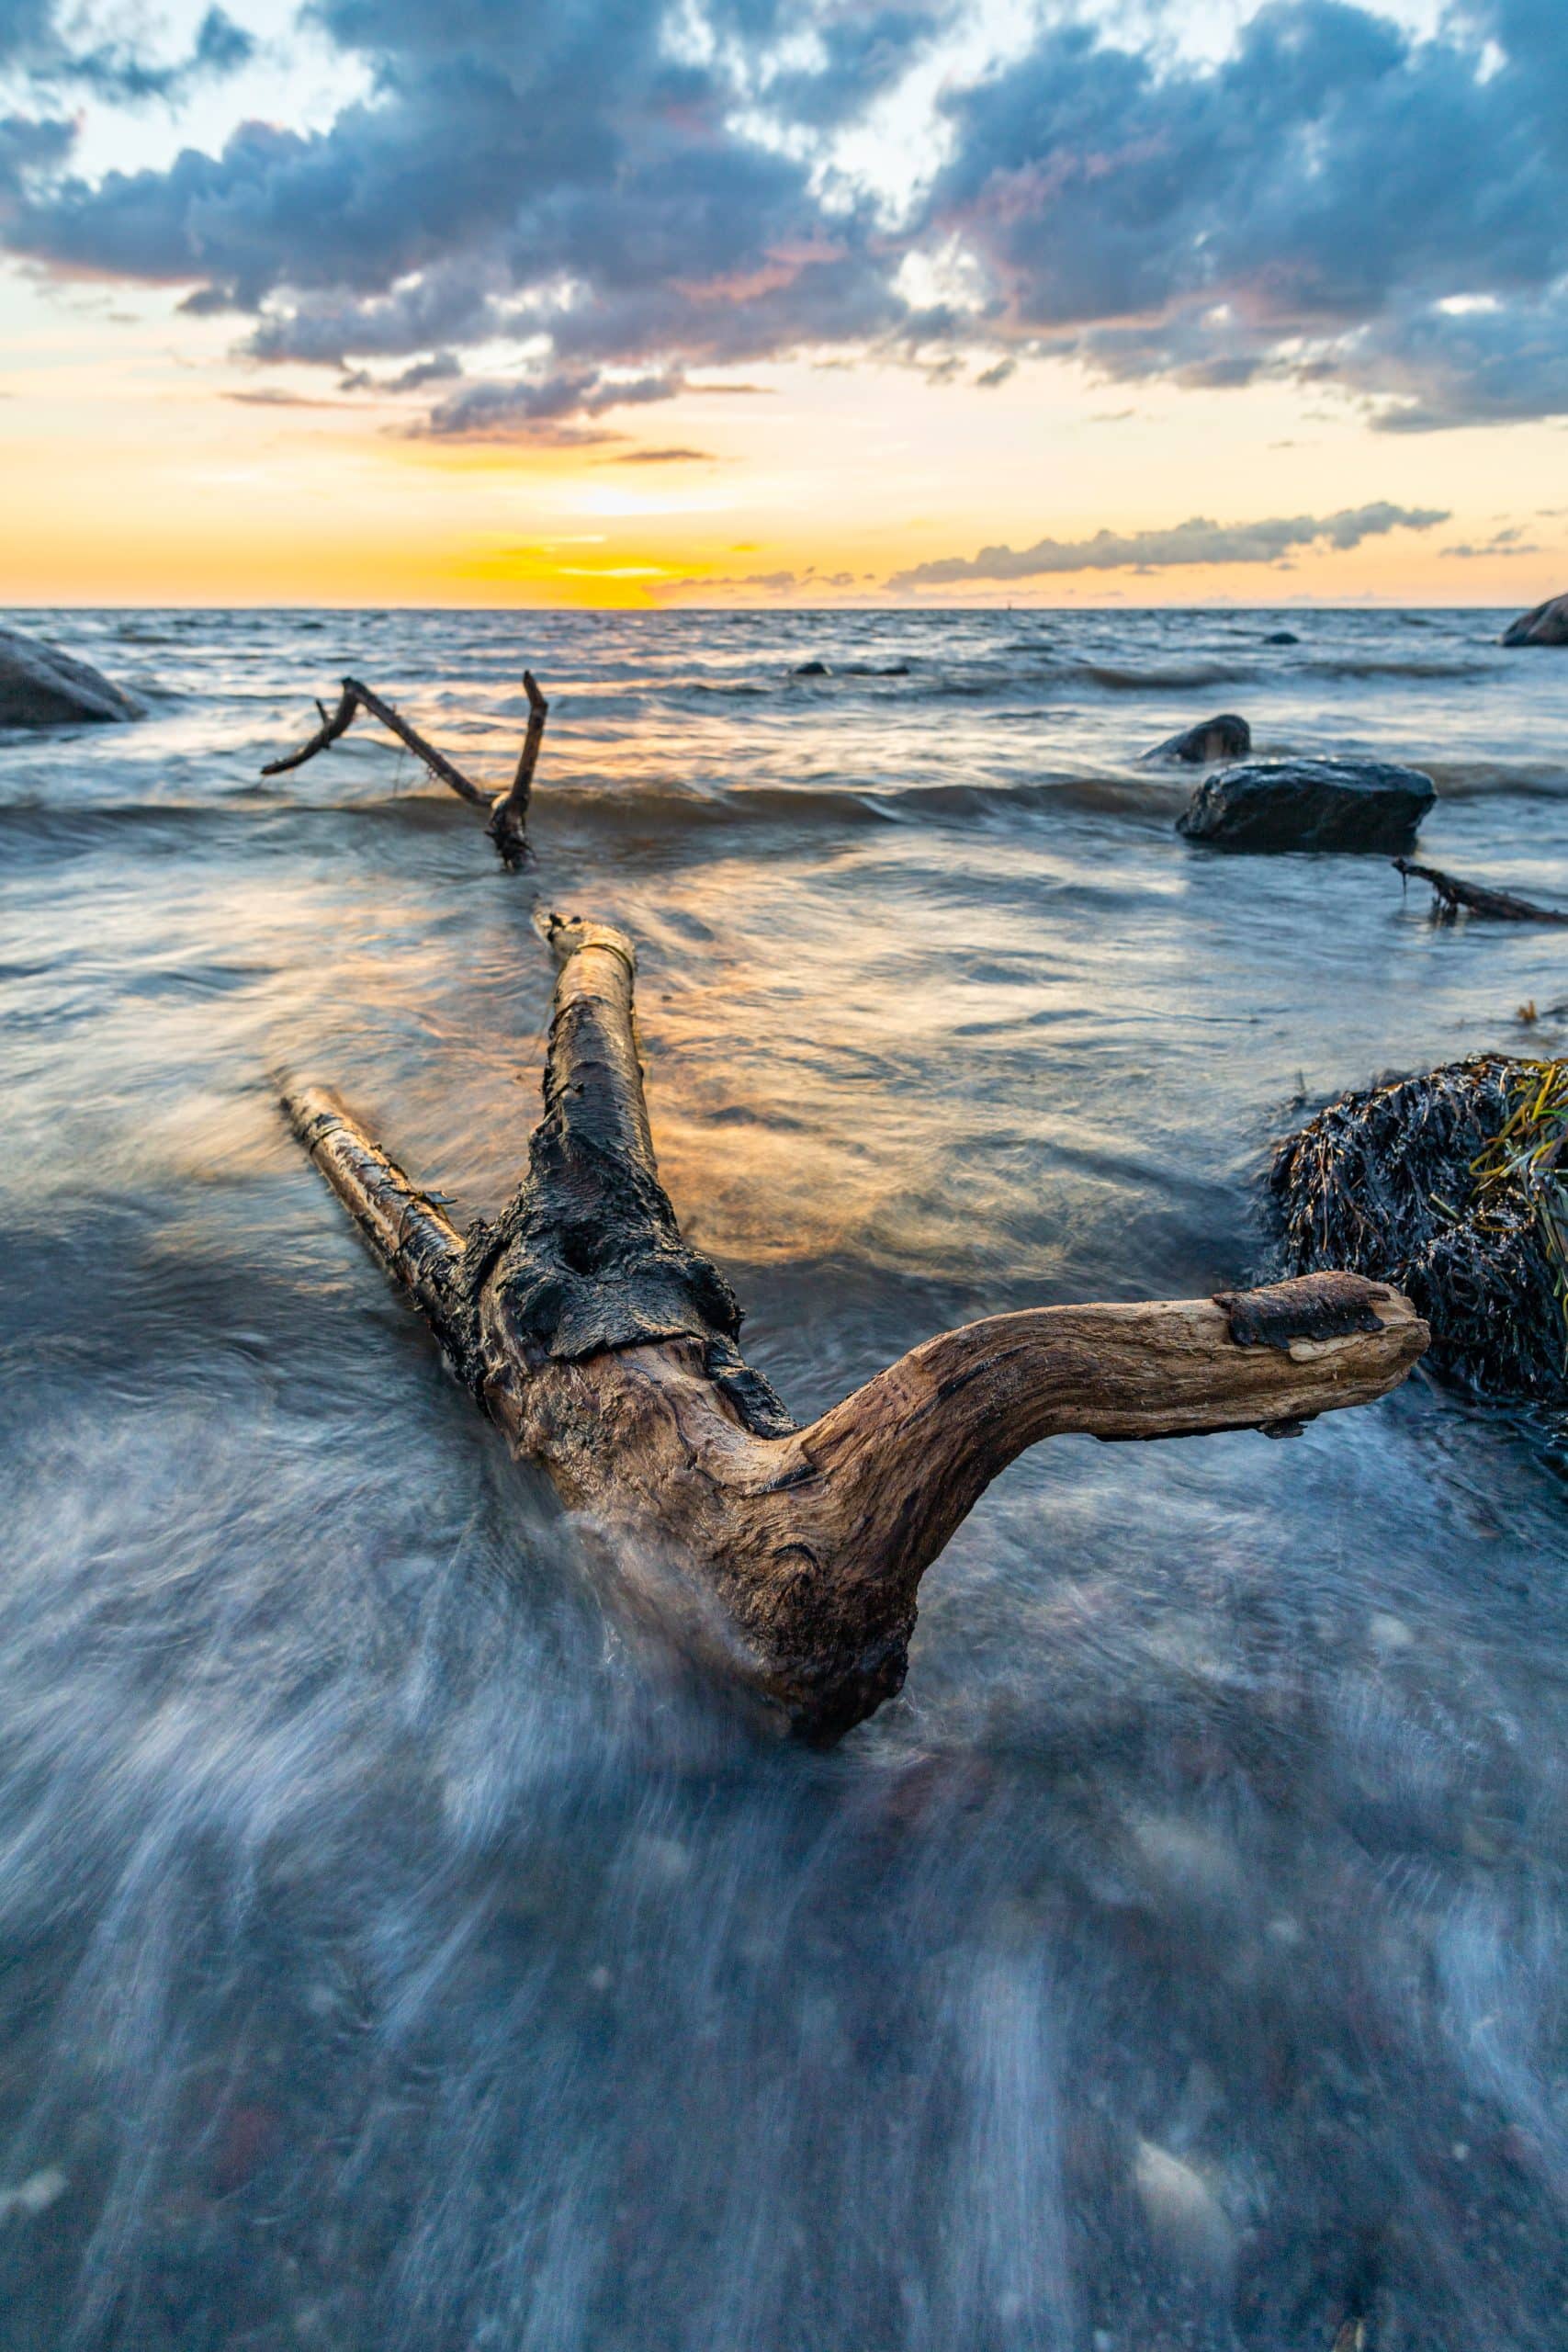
left=1393, top=858, right=1568, bottom=925
left=264, top=672, right=548, bottom=866
left=282, top=913, right=1427, bottom=1737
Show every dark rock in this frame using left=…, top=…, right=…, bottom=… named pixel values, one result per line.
left=1501, top=593, right=1568, bottom=647
left=1177, top=757, right=1434, bottom=853
left=791, top=659, right=829, bottom=677
left=1146, top=711, right=1251, bottom=763
left=1263, top=629, right=1300, bottom=645
left=0, top=625, right=143, bottom=729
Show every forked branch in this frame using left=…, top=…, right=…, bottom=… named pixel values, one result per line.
left=282, top=914, right=1427, bottom=1737
left=264, top=673, right=549, bottom=865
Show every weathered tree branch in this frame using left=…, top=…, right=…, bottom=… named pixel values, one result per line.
left=264, top=673, right=550, bottom=860
left=1393, top=857, right=1568, bottom=925
left=486, top=672, right=549, bottom=867
left=281, top=914, right=1428, bottom=1737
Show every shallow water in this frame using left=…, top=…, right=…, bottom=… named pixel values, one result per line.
left=2, top=605, right=1566, bottom=2350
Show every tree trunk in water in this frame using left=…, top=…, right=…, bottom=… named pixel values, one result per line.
left=282, top=912, right=1428, bottom=1738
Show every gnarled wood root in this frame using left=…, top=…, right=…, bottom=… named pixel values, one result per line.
left=282, top=913, right=1428, bottom=1738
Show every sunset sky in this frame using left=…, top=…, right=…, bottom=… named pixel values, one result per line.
left=1, top=0, right=1564, bottom=607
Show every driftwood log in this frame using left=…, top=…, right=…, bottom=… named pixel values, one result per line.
left=282, top=913, right=1428, bottom=1737
left=1393, top=857, right=1568, bottom=925
left=264, top=672, right=548, bottom=866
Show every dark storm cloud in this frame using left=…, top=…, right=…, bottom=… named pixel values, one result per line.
left=889, top=502, right=1449, bottom=589
left=0, top=0, right=1565, bottom=434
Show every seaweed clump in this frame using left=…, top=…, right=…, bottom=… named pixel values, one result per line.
left=1271, top=1056, right=1568, bottom=1401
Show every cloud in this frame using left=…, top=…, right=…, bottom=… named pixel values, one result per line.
left=415, top=368, right=682, bottom=440
left=4, top=1, right=914, bottom=372
left=611, top=446, right=715, bottom=463
left=222, top=386, right=350, bottom=408
left=923, top=0, right=1568, bottom=427
left=1351, top=288, right=1568, bottom=432
left=0, top=107, right=72, bottom=201
left=0, top=2, right=254, bottom=102
left=680, top=569, right=801, bottom=593
left=1439, top=526, right=1542, bottom=557
left=388, top=350, right=462, bottom=392
left=889, top=502, right=1449, bottom=588
left=0, top=0, right=1565, bottom=438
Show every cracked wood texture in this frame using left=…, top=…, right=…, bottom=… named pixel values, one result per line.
left=283, top=913, right=1428, bottom=1739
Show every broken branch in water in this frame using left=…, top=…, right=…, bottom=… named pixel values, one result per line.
left=1393, top=857, right=1568, bottom=925
left=282, top=912, right=1427, bottom=1739
left=263, top=673, right=548, bottom=865
left=486, top=672, right=549, bottom=865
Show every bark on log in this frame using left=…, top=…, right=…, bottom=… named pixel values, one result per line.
left=282, top=913, right=1428, bottom=1738
left=1393, top=857, right=1568, bottom=925
left=264, top=673, right=549, bottom=860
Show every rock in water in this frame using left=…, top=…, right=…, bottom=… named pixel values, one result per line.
left=0, top=625, right=144, bottom=728
left=1263, top=629, right=1300, bottom=645
left=1502, top=593, right=1568, bottom=647
left=1271, top=1056, right=1568, bottom=1401
left=1177, top=757, right=1434, bottom=853
left=1146, top=712, right=1251, bottom=763
left=791, top=659, right=829, bottom=677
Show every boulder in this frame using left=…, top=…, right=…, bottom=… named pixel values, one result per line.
left=1145, top=711, right=1251, bottom=763
left=1263, top=629, right=1299, bottom=645
left=1501, top=593, right=1568, bottom=648
left=1177, top=757, right=1435, bottom=853
left=791, top=659, right=829, bottom=677
left=0, top=625, right=143, bottom=728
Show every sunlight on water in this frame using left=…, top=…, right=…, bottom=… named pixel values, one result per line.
left=1, top=605, right=1566, bottom=2348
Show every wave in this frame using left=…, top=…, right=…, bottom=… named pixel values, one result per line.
left=1419, top=758, right=1568, bottom=799
left=537, top=768, right=1181, bottom=840
left=1303, top=657, right=1495, bottom=683
left=1071, top=660, right=1252, bottom=693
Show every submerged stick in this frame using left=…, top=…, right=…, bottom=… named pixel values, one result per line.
left=264, top=673, right=550, bottom=858
left=486, top=672, right=549, bottom=868
left=282, top=915, right=1427, bottom=1738
left=1393, top=858, right=1568, bottom=925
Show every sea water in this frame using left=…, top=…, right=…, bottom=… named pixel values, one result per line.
left=1, top=604, right=1566, bottom=2348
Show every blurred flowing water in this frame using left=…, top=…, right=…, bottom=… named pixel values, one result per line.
left=2, top=604, right=1567, bottom=2350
